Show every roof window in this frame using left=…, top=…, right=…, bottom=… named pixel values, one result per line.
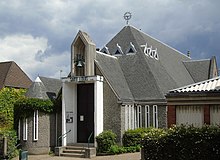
left=102, top=46, right=110, bottom=54
left=126, top=42, right=137, bottom=54
left=114, top=43, right=123, bottom=55
left=141, top=43, right=159, bottom=60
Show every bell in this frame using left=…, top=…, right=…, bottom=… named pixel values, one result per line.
left=76, top=60, right=83, bottom=68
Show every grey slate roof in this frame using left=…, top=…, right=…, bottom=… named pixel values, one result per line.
left=26, top=76, right=61, bottom=100
left=26, top=77, right=48, bottom=100
left=95, top=52, right=133, bottom=102
left=98, top=25, right=198, bottom=103
left=183, top=59, right=211, bottom=83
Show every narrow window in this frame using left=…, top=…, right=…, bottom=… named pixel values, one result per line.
left=145, top=105, right=150, bottom=127
left=137, top=105, right=142, bottom=128
left=18, top=119, right=21, bottom=140
left=153, top=105, right=158, bottom=128
left=33, top=110, right=38, bottom=141
left=134, top=106, right=137, bottom=129
left=23, top=118, right=28, bottom=141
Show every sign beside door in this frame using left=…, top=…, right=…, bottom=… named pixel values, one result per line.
left=66, top=111, right=73, bottom=123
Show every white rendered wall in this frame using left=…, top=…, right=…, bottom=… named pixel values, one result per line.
left=62, top=82, right=77, bottom=146
left=94, top=79, right=103, bottom=147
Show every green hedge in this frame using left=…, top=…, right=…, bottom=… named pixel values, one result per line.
left=123, top=127, right=158, bottom=147
left=0, top=129, right=18, bottom=159
left=142, top=125, right=220, bottom=160
left=96, top=130, right=116, bottom=153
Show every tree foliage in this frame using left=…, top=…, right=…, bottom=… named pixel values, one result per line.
left=0, top=88, right=26, bottom=130
left=14, top=97, right=54, bottom=120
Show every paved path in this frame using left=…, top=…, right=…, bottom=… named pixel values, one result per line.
left=12, top=152, right=141, bottom=160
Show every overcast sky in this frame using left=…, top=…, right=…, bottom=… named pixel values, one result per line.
left=0, top=0, right=220, bottom=80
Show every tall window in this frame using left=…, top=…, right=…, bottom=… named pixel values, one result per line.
left=125, top=105, right=135, bottom=130
left=137, top=105, right=142, bottom=128
left=23, top=118, right=28, bottom=141
left=153, top=105, right=158, bottom=128
left=145, top=105, right=150, bottom=127
left=33, top=110, right=38, bottom=141
left=18, top=119, right=21, bottom=140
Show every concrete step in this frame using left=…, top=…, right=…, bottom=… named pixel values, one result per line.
left=60, top=145, right=86, bottom=158
left=63, top=149, right=85, bottom=154
left=60, top=152, right=85, bottom=158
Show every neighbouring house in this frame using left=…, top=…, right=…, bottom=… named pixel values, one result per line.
left=0, top=61, right=32, bottom=89
left=166, top=76, right=220, bottom=127
left=61, top=25, right=218, bottom=146
left=18, top=76, right=62, bottom=154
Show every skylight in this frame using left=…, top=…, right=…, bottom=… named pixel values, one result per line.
left=114, top=43, right=123, bottom=55
left=126, top=42, right=137, bottom=54
left=102, top=46, right=110, bottom=54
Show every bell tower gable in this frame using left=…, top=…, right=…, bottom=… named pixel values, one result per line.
left=71, top=30, right=96, bottom=77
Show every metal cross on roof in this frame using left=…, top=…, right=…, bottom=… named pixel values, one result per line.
left=124, top=12, right=132, bottom=25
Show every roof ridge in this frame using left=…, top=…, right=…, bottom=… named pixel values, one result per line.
left=123, top=26, right=161, bottom=99
left=127, top=25, right=190, bottom=59
left=39, top=76, right=60, bottom=81
left=96, top=51, right=118, bottom=59
left=183, top=59, right=211, bottom=62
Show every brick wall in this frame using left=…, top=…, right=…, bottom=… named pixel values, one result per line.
left=167, top=105, right=176, bottom=128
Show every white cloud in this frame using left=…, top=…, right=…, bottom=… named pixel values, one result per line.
left=0, top=0, right=220, bottom=78
left=0, top=34, right=70, bottom=80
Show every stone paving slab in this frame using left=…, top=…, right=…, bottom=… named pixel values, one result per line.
left=12, top=152, right=141, bottom=160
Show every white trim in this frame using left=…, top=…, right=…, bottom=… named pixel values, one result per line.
left=145, top=105, right=150, bottom=127
left=33, top=110, right=38, bottom=141
left=125, top=105, right=128, bottom=130
left=134, top=106, right=137, bottom=129
left=129, top=105, right=132, bottom=129
left=137, top=105, right=142, bottom=128
left=18, top=119, right=21, bottom=140
left=23, top=118, right=28, bottom=141
left=126, top=42, right=137, bottom=54
left=62, top=82, right=67, bottom=146
left=153, top=105, right=158, bottom=128
left=132, top=105, right=135, bottom=129
left=94, top=79, right=104, bottom=147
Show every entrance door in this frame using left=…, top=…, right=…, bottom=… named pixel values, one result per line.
left=77, top=83, right=94, bottom=143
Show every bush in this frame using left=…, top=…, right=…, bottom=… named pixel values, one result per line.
left=142, top=125, right=220, bottom=160
left=0, top=129, right=19, bottom=159
left=96, top=130, right=116, bottom=153
left=108, top=145, right=140, bottom=155
left=123, top=127, right=158, bottom=147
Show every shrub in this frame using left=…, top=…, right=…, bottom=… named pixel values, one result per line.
left=96, top=130, right=116, bottom=153
left=107, top=145, right=140, bottom=155
left=142, top=125, right=220, bottom=160
left=123, top=127, right=158, bottom=147
left=0, top=129, right=19, bottom=159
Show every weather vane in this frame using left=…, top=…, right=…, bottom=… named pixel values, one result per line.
left=124, top=12, right=132, bottom=25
